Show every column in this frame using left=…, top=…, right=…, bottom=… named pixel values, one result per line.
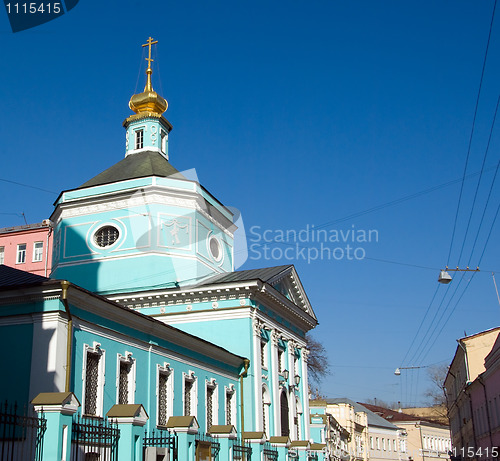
left=252, top=318, right=263, bottom=431
left=32, top=392, right=80, bottom=461
left=244, top=432, right=266, bottom=459
left=270, top=329, right=280, bottom=436
left=269, top=436, right=291, bottom=460
left=301, top=348, right=311, bottom=440
left=107, top=404, right=148, bottom=461
left=166, top=416, right=199, bottom=460
left=208, top=425, right=237, bottom=461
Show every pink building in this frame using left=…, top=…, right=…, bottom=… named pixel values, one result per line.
left=469, top=333, right=500, bottom=459
left=445, top=328, right=500, bottom=461
left=0, top=222, right=53, bottom=277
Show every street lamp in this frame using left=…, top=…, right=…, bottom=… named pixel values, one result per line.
left=394, top=366, right=422, bottom=375
left=438, top=266, right=480, bottom=284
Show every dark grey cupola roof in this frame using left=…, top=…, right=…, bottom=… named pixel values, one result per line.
left=79, top=151, right=184, bottom=189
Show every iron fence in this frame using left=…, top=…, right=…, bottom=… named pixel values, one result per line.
left=71, top=415, right=119, bottom=461
left=195, top=432, right=220, bottom=460
left=143, top=427, right=177, bottom=461
left=232, top=438, right=252, bottom=460
left=263, top=441, right=279, bottom=461
left=0, top=401, right=46, bottom=461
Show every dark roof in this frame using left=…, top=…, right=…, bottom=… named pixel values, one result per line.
left=0, top=265, right=53, bottom=288
left=79, top=150, right=183, bottom=189
left=0, top=222, right=47, bottom=234
left=360, top=403, right=448, bottom=426
left=194, top=265, right=293, bottom=286
left=324, top=398, right=398, bottom=430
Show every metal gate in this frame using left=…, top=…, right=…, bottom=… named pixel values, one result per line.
left=71, top=415, right=119, bottom=461
left=0, top=401, right=46, bottom=461
left=143, top=427, right=177, bottom=461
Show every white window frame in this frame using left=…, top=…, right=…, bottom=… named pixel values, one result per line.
left=160, top=130, right=168, bottom=155
left=32, top=241, right=43, bottom=262
left=261, top=340, right=268, bottom=369
left=0, top=246, right=4, bottom=265
left=157, top=363, right=174, bottom=427
left=225, top=385, right=236, bottom=426
left=116, top=352, right=136, bottom=404
left=82, top=342, right=105, bottom=417
left=135, top=129, right=144, bottom=150
left=183, top=371, right=198, bottom=418
left=278, top=348, right=284, bottom=373
left=205, top=378, right=218, bottom=431
left=16, top=243, right=26, bottom=264
left=262, top=384, right=271, bottom=436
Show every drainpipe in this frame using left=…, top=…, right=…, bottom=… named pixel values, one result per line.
left=44, top=225, right=52, bottom=277
left=417, top=423, right=425, bottom=461
left=478, top=376, right=493, bottom=451
left=61, top=280, right=73, bottom=393
left=457, top=340, right=470, bottom=383
left=239, top=359, right=250, bottom=436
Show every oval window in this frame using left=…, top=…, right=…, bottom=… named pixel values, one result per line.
left=209, top=235, right=222, bottom=261
left=94, top=226, right=120, bottom=248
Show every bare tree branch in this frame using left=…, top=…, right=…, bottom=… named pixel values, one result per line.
left=306, top=332, right=329, bottom=385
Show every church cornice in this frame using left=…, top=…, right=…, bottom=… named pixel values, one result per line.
left=109, top=278, right=317, bottom=331
left=0, top=285, right=62, bottom=306
left=52, top=181, right=235, bottom=238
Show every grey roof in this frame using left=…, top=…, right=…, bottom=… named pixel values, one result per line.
left=194, top=265, right=293, bottom=286
left=0, top=265, right=53, bottom=288
left=0, top=222, right=47, bottom=234
left=79, top=150, right=183, bottom=189
left=324, top=398, right=399, bottom=430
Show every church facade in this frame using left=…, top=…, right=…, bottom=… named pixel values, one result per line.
left=0, top=38, right=322, bottom=460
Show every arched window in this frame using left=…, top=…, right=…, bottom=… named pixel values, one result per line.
left=280, top=390, right=289, bottom=437
left=262, top=385, right=271, bottom=436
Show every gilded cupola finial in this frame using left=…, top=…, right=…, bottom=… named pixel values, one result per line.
left=128, top=37, right=168, bottom=116
left=143, top=36, right=157, bottom=92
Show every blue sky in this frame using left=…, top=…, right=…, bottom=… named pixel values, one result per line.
left=1, top=1, right=499, bottom=406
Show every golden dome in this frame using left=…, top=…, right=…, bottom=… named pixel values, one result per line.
left=128, top=38, right=168, bottom=116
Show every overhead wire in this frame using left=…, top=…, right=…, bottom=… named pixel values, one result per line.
left=446, top=0, right=498, bottom=267
left=401, top=0, right=499, bottom=371
left=416, top=197, right=500, bottom=366
left=456, top=93, right=500, bottom=266
left=467, top=156, right=500, bottom=266
left=399, top=284, right=440, bottom=366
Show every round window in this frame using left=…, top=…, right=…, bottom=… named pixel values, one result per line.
left=209, top=235, right=222, bottom=261
left=94, top=226, right=120, bottom=248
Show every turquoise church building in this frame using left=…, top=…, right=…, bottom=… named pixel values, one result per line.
left=0, top=38, right=322, bottom=460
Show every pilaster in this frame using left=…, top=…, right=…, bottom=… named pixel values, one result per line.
left=107, top=404, right=148, bottom=461
left=32, top=392, right=80, bottom=461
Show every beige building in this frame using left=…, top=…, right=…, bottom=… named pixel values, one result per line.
left=400, top=406, right=448, bottom=426
left=310, top=400, right=350, bottom=461
left=323, top=399, right=370, bottom=461
left=363, top=404, right=451, bottom=461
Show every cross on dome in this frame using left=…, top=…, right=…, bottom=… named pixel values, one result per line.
left=128, top=37, right=167, bottom=116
